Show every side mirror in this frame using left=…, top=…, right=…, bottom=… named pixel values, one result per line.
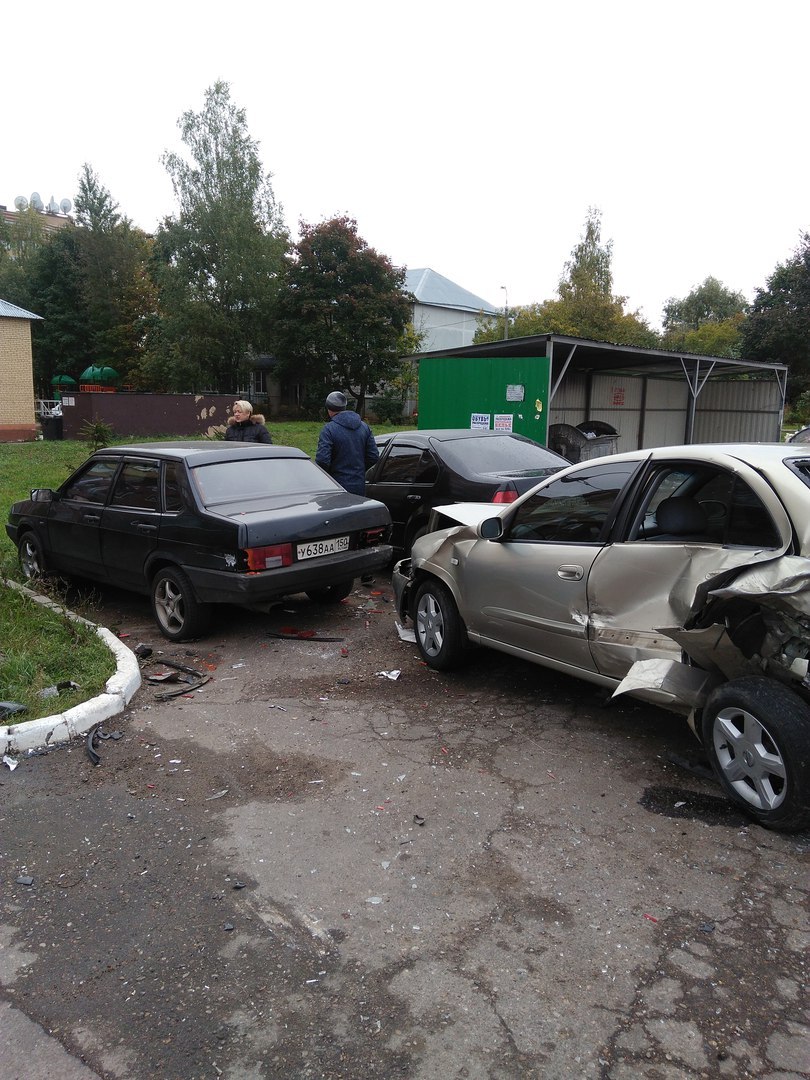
left=479, top=517, right=503, bottom=540
left=30, top=488, right=56, bottom=502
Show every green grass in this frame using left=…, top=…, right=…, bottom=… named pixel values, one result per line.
left=0, top=584, right=116, bottom=723
left=0, top=424, right=409, bottom=723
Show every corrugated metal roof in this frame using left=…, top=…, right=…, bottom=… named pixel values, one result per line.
left=405, top=268, right=499, bottom=316
left=0, top=298, right=42, bottom=320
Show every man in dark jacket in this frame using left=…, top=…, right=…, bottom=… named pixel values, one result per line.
left=315, top=391, right=378, bottom=496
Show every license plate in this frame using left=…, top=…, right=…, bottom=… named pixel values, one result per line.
left=297, top=535, right=350, bottom=560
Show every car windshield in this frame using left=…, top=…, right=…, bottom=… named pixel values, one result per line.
left=438, top=436, right=564, bottom=477
left=192, top=458, right=341, bottom=506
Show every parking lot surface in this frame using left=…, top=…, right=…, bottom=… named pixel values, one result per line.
left=1, top=575, right=808, bottom=1079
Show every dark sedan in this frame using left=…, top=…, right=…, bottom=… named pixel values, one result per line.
left=364, top=429, right=568, bottom=553
left=7, top=442, right=392, bottom=641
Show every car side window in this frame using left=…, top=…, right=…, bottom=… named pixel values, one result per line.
left=629, top=466, right=780, bottom=547
left=110, top=461, right=160, bottom=510
left=507, top=462, right=637, bottom=542
left=378, top=445, right=439, bottom=484
left=61, top=461, right=118, bottom=504
left=163, top=461, right=184, bottom=512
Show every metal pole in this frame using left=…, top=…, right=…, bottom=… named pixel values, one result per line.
left=501, top=285, right=508, bottom=339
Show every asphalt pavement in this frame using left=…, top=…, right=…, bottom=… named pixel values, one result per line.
left=1, top=574, right=808, bottom=1080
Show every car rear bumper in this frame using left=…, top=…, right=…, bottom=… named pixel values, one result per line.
left=185, top=545, right=394, bottom=604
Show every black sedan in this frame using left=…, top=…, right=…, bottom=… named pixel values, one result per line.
left=7, top=442, right=393, bottom=641
left=364, top=429, right=568, bottom=553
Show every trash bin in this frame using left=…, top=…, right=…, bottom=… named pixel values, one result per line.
left=41, top=415, right=64, bottom=440
left=548, top=422, right=619, bottom=463
left=576, top=421, right=618, bottom=460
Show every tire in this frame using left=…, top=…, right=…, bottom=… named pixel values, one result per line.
left=151, top=566, right=211, bottom=642
left=701, top=676, right=810, bottom=831
left=306, top=580, right=354, bottom=604
left=18, top=531, right=47, bottom=579
left=413, top=577, right=468, bottom=671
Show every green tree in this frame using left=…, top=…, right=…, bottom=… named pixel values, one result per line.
left=26, top=228, right=92, bottom=394
left=740, top=233, right=810, bottom=401
left=271, top=216, right=413, bottom=415
left=18, top=169, right=156, bottom=393
left=0, top=206, right=49, bottom=310
left=474, top=208, right=658, bottom=348
left=661, top=276, right=747, bottom=357
left=74, top=164, right=122, bottom=232
left=663, top=276, right=747, bottom=331
left=151, top=81, right=288, bottom=391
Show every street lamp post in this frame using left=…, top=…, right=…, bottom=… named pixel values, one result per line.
left=500, top=285, right=509, bottom=340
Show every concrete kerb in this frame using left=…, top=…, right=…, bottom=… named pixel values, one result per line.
left=2, top=578, right=141, bottom=756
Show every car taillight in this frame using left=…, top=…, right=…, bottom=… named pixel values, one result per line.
left=244, top=543, right=293, bottom=571
left=492, top=489, right=518, bottom=504
left=362, top=526, right=387, bottom=547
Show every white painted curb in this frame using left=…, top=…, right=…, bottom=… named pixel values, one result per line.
left=2, top=579, right=142, bottom=755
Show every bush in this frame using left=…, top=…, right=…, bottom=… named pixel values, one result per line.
left=79, top=418, right=115, bottom=451
left=373, top=391, right=405, bottom=424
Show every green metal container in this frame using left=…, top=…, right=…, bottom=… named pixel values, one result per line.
left=417, top=355, right=551, bottom=443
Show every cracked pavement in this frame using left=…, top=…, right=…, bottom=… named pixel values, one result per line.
left=1, top=576, right=808, bottom=1079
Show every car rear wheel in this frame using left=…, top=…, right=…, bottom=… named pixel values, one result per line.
left=701, top=676, right=810, bottom=831
left=18, top=532, right=46, bottom=579
left=306, top=580, right=354, bottom=604
left=413, top=577, right=468, bottom=670
left=151, top=566, right=211, bottom=642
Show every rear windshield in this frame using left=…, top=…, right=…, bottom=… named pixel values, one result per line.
left=438, top=436, right=565, bottom=477
left=192, top=458, right=341, bottom=506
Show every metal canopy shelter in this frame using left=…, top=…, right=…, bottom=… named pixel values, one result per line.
left=413, top=333, right=788, bottom=445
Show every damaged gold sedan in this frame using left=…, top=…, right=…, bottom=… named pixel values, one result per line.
left=393, top=444, right=810, bottom=831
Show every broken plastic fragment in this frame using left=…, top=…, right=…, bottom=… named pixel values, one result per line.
left=38, top=680, right=80, bottom=699
left=375, top=670, right=401, bottom=680
left=3, top=755, right=19, bottom=771
left=0, top=701, right=27, bottom=720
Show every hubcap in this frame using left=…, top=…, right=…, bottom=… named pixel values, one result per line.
left=416, top=593, right=444, bottom=657
left=713, top=706, right=786, bottom=811
left=154, top=578, right=185, bottom=634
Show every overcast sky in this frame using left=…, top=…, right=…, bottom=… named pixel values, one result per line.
left=4, top=0, right=808, bottom=329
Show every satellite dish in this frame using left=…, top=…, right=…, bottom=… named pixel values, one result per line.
left=30, top=192, right=44, bottom=211
left=47, top=196, right=59, bottom=213
left=60, top=198, right=72, bottom=214
left=14, top=195, right=28, bottom=211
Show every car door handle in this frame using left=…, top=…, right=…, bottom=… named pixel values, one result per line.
left=135, top=523, right=158, bottom=533
left=406, top=494, right=422, bottom=503
left=82, top=514, right=101, bottom=523
left=557, top=564, right=584, bottom=580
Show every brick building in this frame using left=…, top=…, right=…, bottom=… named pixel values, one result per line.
left=0, top=298, right=42, bottom=442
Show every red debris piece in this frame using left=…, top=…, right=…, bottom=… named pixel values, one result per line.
left=643, top=913, right=659, bottom=923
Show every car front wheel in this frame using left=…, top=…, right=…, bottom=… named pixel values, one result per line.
left=18, top=532, right=47, bottom=579
left=701, top=676, right=810, bottom=831
left=413, top=577, right=468, bottom=671
left=151, top=566, right=211, bottom=642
